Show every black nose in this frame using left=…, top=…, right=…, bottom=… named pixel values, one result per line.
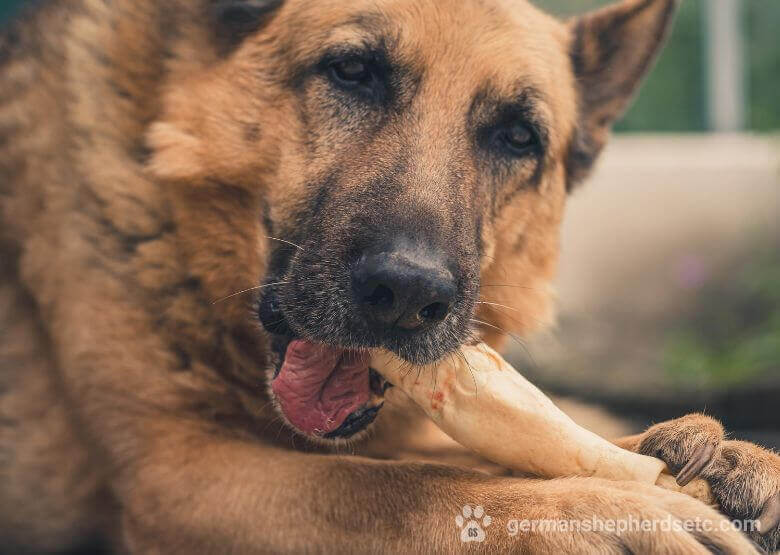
left=352, top=246, right=456, bottom=331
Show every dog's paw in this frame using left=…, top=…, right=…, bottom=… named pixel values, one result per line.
left=636, top=414, right=780, bottom=552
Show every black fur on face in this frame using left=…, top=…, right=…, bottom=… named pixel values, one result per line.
left=211, top=0, right=285, bottom=54
left=260, top=166, right=483, bottom=365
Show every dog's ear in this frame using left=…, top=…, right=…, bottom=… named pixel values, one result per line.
left=566, top=0, right=678, bottom=189
left=212, top=0, right=284, bottom=53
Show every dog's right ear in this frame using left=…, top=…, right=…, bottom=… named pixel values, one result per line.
left=212, top=0, right=284, bottom=53
left=566, top=0, right=678, bottom=189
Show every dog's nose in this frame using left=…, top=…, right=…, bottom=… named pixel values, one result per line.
left=352, top=246, right=456, bottom=331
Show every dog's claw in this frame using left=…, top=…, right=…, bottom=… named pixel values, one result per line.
left=758, top=492, right=780, bottom=536
left=676, top=440, right=717, bottom=487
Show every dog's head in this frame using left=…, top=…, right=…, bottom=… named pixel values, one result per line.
left=150, top=0, right=677, bottom=440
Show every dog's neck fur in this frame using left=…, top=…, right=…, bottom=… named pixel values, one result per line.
left=1, top=1, right=277, bottom=432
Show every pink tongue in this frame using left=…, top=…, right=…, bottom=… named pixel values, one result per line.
left=271, top=340, right=371, bottom=436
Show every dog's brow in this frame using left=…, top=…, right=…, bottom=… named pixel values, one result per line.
left=328, top=11, right=395, bottom=42
left=345, top=12, right=391, bottom=34
left=509, top=86, right=551, bottom=144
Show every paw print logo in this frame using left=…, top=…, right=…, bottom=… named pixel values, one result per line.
left=455, top=504, right=492, bottom=543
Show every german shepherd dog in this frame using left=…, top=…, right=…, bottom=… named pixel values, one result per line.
left=1, top=0, right=778, bottom=552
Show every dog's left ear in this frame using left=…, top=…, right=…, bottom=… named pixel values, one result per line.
left=212, top=0, right=284, bottom=52
left=567, top=0, right=678, bottom=188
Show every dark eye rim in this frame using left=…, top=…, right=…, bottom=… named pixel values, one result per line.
left=325, top=54, right=381, bottom=97
left=492, top=123, right=540, bottom=157
left=329, top=57, right=371, bottom=87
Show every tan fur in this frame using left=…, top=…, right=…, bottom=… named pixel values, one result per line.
left=0, top=0, right=777, bottom=552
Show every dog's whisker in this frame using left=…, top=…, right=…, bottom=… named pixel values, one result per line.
left=476, top=304, right=528, bottom=331
left=455, top=348, right=479, bottom=396
left=264, top=236, right=306, bottom=251
left=476, top=300, right=521, bottom=312
left=212, top=281, right=289, bottom=305
left=469, top=318, right=538, bottom=370
left=481, top=284, right=538, bottom=291
left=469, top=318, right=512, bottom=336
left=475, top=301, right=550, bottom=329
left=259, top=410, right=289, bottom=439
left=475, top=301, right=563, bottom=344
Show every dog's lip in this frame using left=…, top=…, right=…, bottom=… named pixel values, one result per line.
left=270, top=333, right=294, bottom=379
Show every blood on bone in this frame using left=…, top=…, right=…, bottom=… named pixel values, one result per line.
left=430, top=390, right=445, bottom=411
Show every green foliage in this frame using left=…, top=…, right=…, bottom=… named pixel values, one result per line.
left=662, top=248, right=780, bottom=388
left=536, top=0, right=779, bottom=132
left=616, top=0, right=706, bottom=131
left=746, top=1, right=780, bottom=130
left=0, top=0, right=24, bottom=21
left=540, top=0, right=707, bottom=131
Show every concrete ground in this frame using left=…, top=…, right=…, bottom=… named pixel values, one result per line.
left=505, top=134, right=780, bottom=447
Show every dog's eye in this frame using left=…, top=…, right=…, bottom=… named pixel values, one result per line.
left=496, top=123, right=538, bottom=156
left=329, top=57, right=373, bottom=90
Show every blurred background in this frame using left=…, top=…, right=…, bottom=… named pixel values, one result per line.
left=516, top=0, right=779, bottom=448
left=0, top=1, right=777, bottom=445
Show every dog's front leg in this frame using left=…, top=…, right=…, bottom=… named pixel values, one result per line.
left=101, top=419, right=756, bottom=554
left=116, top=422, right=491, bottom=553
